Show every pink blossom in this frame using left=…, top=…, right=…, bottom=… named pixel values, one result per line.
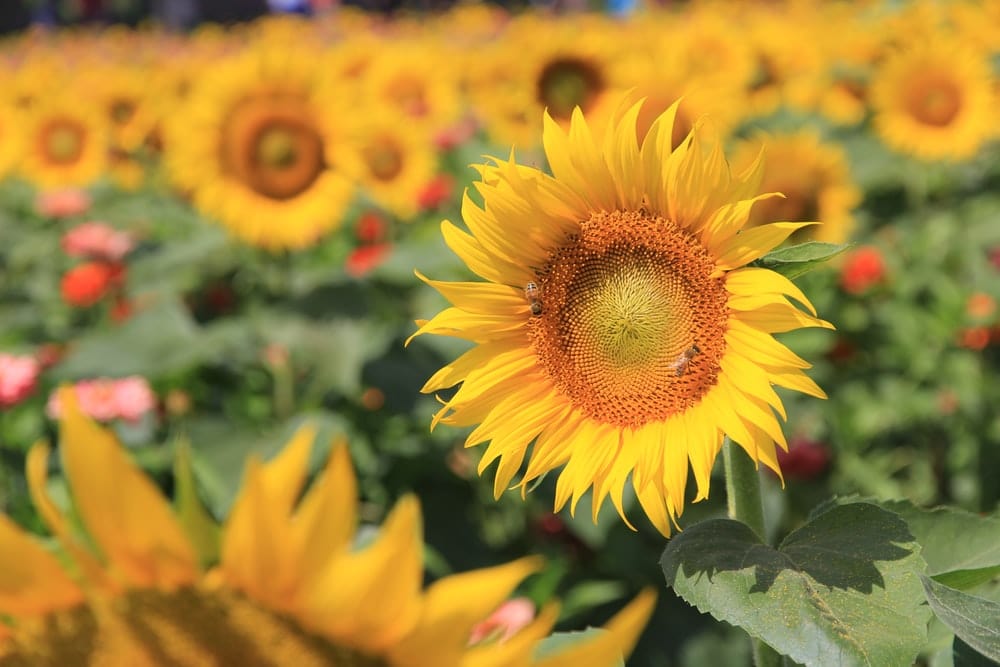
left=61, top=222, right=134, bottom=261
left=112, top=377, right=157, bottom=422
left=47, top=376, right=156, bottom=423
left=35, top=188, right=92, bottom=218
left=468, top=597, right=536, bottom=646
left=0, top=353, right=40, bottom=408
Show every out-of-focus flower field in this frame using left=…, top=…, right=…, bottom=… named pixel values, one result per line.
left=1, top=1, right=999, bottom=664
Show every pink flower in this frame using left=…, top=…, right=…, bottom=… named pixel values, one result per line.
left=468, top=598, right=536, bottom=646
left=35, top=188, right=92, bottom=218
left=112, top=376, right=157, bottom=422
left=62, top=222, right=134, bottom=261
left=0, top=353, right=40, bottom=408
left=47, top=376, right=156, bottom=423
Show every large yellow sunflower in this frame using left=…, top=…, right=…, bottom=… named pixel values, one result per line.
left=732, top=131, right=860, bottom=245
left=0, top=388, right=654, bottom=665
left=409, top=99, right=831, bottom=536
left=19, top=93, right=108, bottom=188
left=165, top=50, right=357, bottom=250
left=870, top=39, right=995, bottom=162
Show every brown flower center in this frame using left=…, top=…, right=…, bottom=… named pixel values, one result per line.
left=109, top=99, right=138, bottom=127
left=0, top=588, right=390, bottom=667
left=537, top=57, right=604, bottom=121
left=527, top=210, right=727, bottom=428
left=363, top=137, right=404, bottom=182
left=220, top=95, right=326, bottom=200
left=907, top=75, right=962, bottom=127
left=40, top=119, right=86, bottom=165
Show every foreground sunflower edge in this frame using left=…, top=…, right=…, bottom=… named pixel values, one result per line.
left=0, top=387, right=655, bottom=666
left=409, top=96, right=834, bottom=537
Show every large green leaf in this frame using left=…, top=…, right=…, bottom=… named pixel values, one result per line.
left=818, top=498, right=1000, bottom=590
left=922, top=575, right=1000, bottom=663
left=755, top=241, right=850, bottom=279
left=661, top=503, right=930, bottom=667
left=50, top=297, right=255, bottom=380
left=881, top=501, right=1000, bottom=590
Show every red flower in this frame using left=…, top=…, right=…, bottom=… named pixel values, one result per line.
left=839, top=246, right=885, bottom=295
left=61, top=262, right=117, bottom=307
left=777, top=438, right=831, bottom=480
left=417, top=174, right=455, bottom=211
left=355, top=211, right=388, bottom=244
left=345, top=244, right=391, bottom=278
left=958, top=326, right=990, bottom=351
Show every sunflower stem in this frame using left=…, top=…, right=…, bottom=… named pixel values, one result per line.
left=723, top=438, right=781, bottom=667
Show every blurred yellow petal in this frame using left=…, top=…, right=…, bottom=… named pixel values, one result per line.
left=58, top=387, right=199, bottom=589
left=0, top=513, right=82, bottom=615
left=535, top=589, right=656, bottom=667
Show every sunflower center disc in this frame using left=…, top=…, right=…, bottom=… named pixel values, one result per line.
left=364, top=138, right=404, bottom=181
left=45, top=122, right=84, bottom=163
left=221, top=95, right=326, bottom=201
left=1, top=587, right=394, bottom=667
left=528, top=210, right=728, bottom=428
left=910, top=77, right=962, bottom=127
left=537, top=57, right=604, bottom=121
left=255, top=126, right=300, bottom=168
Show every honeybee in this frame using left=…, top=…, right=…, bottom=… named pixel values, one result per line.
left=669, top=345, right=701, bottom=377
left=524, top=281, right=543, bottom=316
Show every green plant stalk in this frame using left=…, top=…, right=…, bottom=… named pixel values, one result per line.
left=724, top=437, right=782, bottom=667
left=272, top=364, right=294, bottom=421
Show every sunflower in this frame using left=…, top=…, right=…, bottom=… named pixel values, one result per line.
left=0, top=388, right=654, bottom=666
left=343, top=107, right=439, bottom=221
left=165, top=50, right=357, bottom=250
left=870, top=39, right=995, bottom=161
left=0, top=102, right=24, bottom=179
left=471, top=16, right=623, bottom=147
left=361, top=40, right=462, bottom=136
left=409, top=99, right=831, bottom=536
left=19, top=93, right=108, bottom=188
left=732, top=131, right=860, bottom=245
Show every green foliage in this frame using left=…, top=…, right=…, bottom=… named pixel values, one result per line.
left=755, top=241, right=851, bottom=279
left=661, top=503, right=932, bottom=667
left=922, top=576, right=1000, bottom=663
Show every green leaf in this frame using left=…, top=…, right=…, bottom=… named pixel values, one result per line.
left=172, top=438, right=220, bottom=566
left=755, top=241, right=850, bottom=279
left=661, top=503, right=931, bottom=667
left=881, top=501, right=1000, bottom=590
left=922, top=575, right=1000, bottom=662
left=50, top=298, right=213, bottom=379
left=533, top=628, right=623, bottom=666
left=954, top=635, right=1000, bottom=667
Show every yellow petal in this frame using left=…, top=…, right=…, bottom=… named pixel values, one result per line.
left=304, top=496, right=424, bottom=653
left=535, top=589, right=657, bottom=667
left=386, top=556, right=544, bottom=667
left=289, top=439, right=358, bottom=591
left=0, top=512, right=83, bottom=615
left=715, top=222, right=818, bottom=270
left=58, top=387, right=199, bottom=589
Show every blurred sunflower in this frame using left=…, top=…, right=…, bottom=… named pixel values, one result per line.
left=0, top=388, right=655, bottom=665
left=410, top=99, right=831, bottom=536
left=362, top=41, right=462, bottom=135
left=0, top=102, right=23, bottom=179
left=87, top=63, right=159, bottom=153
left=732, top=131, right=860, bottom=245
left=870, top=40, right=995, bottom=162
left=19, top=94, right=108, bottom=188
left=165, top=50, right=357, bottom=250
left=344, top=109, right=439, bottom=221
left=472, top=16, right=623, bottom=146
